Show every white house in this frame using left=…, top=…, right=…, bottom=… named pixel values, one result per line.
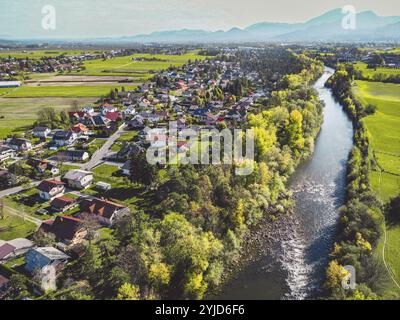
left=63, top=169, right=93, bottom=189
left=52, top=131, right=77, bottom=147
left=0, top=146, right=15, bottom=162
left=37, top=180, right=66, bottom=201
left=123, top=106, right=136, bottom=117
left=8, top=138, right=32, bottom=151
left=32, top=127, right=51, bottom=139
left=101, top=105, right=118, bottom=116
left=82, top=106, right=95, bottom=115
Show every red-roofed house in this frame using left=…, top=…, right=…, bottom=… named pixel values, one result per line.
left=50, top=196, right=78, bottom=212
left=105, top=111, right=121, bottom=122
left=71, top=123, right=89, bottom=135
left=80, top=197, right=130, bottom=226
left=37, top=180, right=65, bottom=201
left=40, top=216, right=87, bottom=245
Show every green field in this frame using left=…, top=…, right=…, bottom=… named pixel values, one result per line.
left=2, top=84, right=138, bottom=98
left=0, top=97, right=95, bottom=139
left=355, top=62, right=400, bottom=80
left=0, top=49, right=101, bottom=58
left=0, top=210, right=37, bottom=241
left=376, top=225, right=400, bottom=298
left=354, top=78, right=400, bottom=298
left=0, top=50, right=205, bottom=137
left=353, top=80, right=400, bottom=202
left=75, top=52, right=205, bottom=76
left=0, top=88, right=16, bottom=96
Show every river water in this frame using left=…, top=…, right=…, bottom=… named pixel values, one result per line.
left=220, top=67, right=354, bottom=300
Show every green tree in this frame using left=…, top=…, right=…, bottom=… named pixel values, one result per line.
left=116, top=283, right=140, bottom=300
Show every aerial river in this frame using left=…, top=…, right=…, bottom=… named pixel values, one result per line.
left=220, top=67, right=354, bottom=299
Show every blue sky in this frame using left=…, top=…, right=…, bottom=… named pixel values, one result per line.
left=1, top=0, right=400, bottom=39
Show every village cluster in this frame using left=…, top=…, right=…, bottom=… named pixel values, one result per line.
left=0, top=53, right=266, bottom=292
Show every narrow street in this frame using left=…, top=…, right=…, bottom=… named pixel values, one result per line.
left=81, top=124, right=126, bottom=171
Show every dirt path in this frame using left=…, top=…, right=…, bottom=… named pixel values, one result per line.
left=379, top=169, right=400, bottom=291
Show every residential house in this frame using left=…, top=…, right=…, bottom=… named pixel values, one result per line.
left=0, top=238, right=33, bottom=261
left=138, top=99, right=151, bottom=109
left=192, top=108, right=211, bottom=120
left=8, top=138, right=32, bottom=151
left=100, top=104, right=117, bottom=116
left=0, top=146, right=15, bottom=162
left=27, top=159, right=59, bottom=176
left=56, top=150, right=89, bottom=162
left=32, top=127, right=51, bottom=139
left=88, top=115, right=111, bottom=128
left=71, top=123, right=89, bottom=136
left=123, top=106, right=136, bottom=117
left=63, top=169, right=93, bottom=189
left=25, top=247, right=70, bottom=274
left=80, top=198, right=130, bottom=226
left=81, top=106, right=95, bottom=115
left=95, top=181, right=111, bottom=191
left=69, top=111, right=87, bottom=124
left=50, top=196, right=78, bottom=212
left=155, top=111, right=170, bottom=121
left=126, top=116, right=145, bottom=130
left=52, top=130, right=77, bottom=147
left=225, top=109, right=245, bottom=121
left=139, top=112, right=162, bottom=124
left=37, top=180, right=65, bottom=201
left=40, top=216, right=87, bottom=245
left=105, top=111, right=121, bottom=122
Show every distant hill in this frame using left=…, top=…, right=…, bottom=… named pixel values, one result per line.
left=120, top=8, right=400, bottom=43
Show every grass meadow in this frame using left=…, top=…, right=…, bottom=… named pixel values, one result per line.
left=355, top=62, right=400, bottom=79
left=354, top=78, right=400, bottom=298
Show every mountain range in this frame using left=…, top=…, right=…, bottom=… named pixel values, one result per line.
left=119, top=8, right=400, bottom=43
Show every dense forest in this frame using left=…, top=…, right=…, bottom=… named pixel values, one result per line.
left=26, top=50, right=325, bottom=300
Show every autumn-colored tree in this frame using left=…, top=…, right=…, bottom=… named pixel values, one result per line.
left=116, top=283, right=140, bottom=300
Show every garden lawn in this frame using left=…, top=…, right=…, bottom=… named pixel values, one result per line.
left=0, top=211, right=37, bottom=241
left=90, top=164, right=143, bottom=209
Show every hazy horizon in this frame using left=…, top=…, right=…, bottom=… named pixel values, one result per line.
left=1, top=0, right=400, bottom=39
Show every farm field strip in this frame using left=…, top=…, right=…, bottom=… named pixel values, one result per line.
left=353, top=80, right=400, bottom=201
left=1, top=84, right=138, bottom=98
left=0, top=97, right=95, bottom=138
left=355, top=62, right=400, bottom=79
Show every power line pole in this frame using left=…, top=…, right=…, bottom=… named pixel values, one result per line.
left=0, top=200, right=4, bottom=220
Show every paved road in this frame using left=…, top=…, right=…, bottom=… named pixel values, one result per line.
left=81, top=124, right=126, bottom=171
left=0, top=180, right=41, bottom=199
